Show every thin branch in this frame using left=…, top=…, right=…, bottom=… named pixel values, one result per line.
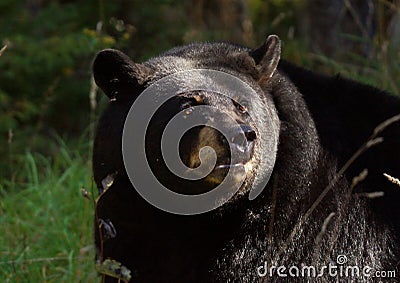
left=384, top=173, right=400, bottom=187
left=0, top=45, right=7, bottom=57
left=315, top=212, right=336, bottom=246
left=326, top=169, right=368, bottom=262
left=272, top=114, right=400, bottom=264
left=265, top=174, right=279, bottom=275
left=343, top=0, right=372, bottom=39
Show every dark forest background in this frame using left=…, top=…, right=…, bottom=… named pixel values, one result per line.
left=0, top=1, right=399, bottom=282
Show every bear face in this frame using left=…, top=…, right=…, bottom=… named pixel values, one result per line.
left=144, top=90, right=258, bottom=195
left=92, top=35, right=400, bottom=282
left=93, top=36, right=283, bottom=203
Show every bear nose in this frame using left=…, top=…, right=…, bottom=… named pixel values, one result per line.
left=240, top=124, right=257, bottom=142
left=230, top=124, right=257, bottom=148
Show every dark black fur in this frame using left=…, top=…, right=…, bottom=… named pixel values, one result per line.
left=92, top=38, right=400, bottom=282
left=279, top=60, right=400, bottom=232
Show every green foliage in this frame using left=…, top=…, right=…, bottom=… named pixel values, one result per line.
left=0, top=137, right=96, bottom=282
left=309, top=38, right=400, bottom=94
left=113, top=0, right=188, bottom=59
left=0, top=1, right=129, bottom=135
left=0, top=0, right=139, bottom=181
left=249, top=0, right=306, bottom=43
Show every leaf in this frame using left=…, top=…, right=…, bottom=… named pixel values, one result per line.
left=95, top=259, right=132, bottom=282
left=101, top=171, right=118, bottom=194
left=98, top=218, right=117, bottom=240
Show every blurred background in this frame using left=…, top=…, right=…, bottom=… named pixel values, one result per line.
left=0, top=0, right=399, bottom=282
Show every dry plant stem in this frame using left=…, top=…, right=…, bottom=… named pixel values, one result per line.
left=272, top=114, right=400, bottom=265
left=8, top=129, right=13, bottom=182
left=356, top=191, right=385, bottom=198
left=378, top=0, right=399, bottom=11
left=325, top=169, right=368, bottom=263
left=0, top=45, right=7, bottom=56
left=311, top=211, right=337, bottom=266
left=384, top=173, right=400, bottom=187
left=91, top=177, right=106, bottom=283
left=343, top=0, right=372, bottom=39
left=267, top=176, right=278, bottom=256
left=379, top=39, right=400, bottom=95
left=88, top=67, right=104, bottom=281
left=315, top=212, right=336, bottom=247
left=89, top=75, right=98, bottom=166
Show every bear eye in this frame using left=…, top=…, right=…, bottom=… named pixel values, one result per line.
left=232, top=99, right=248, bottom=114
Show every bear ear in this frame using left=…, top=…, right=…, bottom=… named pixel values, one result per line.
left=93, top=49, right=154, bottom=100
left=249, top=35, right=281, bottom=82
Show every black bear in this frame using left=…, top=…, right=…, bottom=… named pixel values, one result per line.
left=92, top=35, right=400, bottom=282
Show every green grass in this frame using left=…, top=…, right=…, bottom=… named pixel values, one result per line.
left=0, top=138, right=97, bottom=282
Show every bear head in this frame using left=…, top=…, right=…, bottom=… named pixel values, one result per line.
left=92, top=36, right=284, bottom=210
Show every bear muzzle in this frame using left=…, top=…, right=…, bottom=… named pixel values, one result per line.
left=187, top=124, right=257, bottom=186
